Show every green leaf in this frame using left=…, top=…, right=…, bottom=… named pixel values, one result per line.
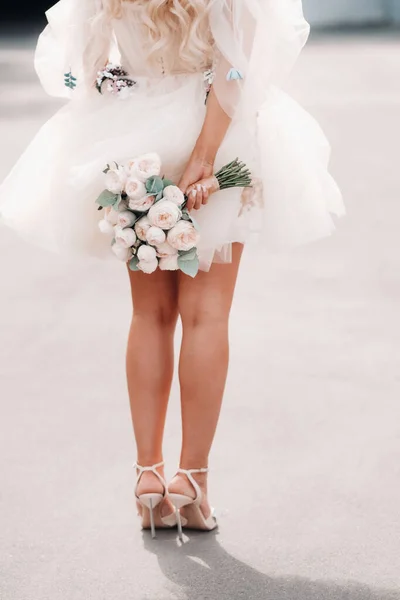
left=155, top=191, right=164, bottom=202
left=114, top=195, right=133, bottom=213
left=146, top=176, right=164, bottom=195
left=178, top=255, right=199, bottom=278
left=96, top=189, right=118, bottom=208
left=129, top=256, right=140, bottom=271
left=190, top=215, right=200, bottom=231
left=162, top=178, right=174, bottom=188
left=181, top=210, right=191, bottom=221
left=178, top=248, right=197, bottom=262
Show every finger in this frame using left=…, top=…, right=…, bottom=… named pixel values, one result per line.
left=185, top=187, right=197, bottom=211
left=201, top=185, right=210, bottom=205
left=178, top=178, right=190, bottom=194
left=194, top=184, right=203, bottom=210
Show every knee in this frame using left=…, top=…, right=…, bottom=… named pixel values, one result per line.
left=134, top=302, right=179, bottom=329
left=179, top=299, right=230, bottom=330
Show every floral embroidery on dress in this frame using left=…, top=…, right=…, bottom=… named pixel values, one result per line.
left=64, top=70, right=77, bottom=90
left=96, top=64, right=137, bottom=99
left=226, top=68, right=243, bottom=81
left=239, top=177, right=263, bottom=216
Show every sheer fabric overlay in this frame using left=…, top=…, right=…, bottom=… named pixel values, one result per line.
left=0, top=0, right=345, bottom=271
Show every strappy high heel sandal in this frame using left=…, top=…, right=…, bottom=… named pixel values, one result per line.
left=168, top=467, right=218, bottom=541
left=134, top=461, right=177, bottom=538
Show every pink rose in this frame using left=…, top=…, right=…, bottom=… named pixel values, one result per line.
left=127, top=153, right=162, bottom=182
left=148, top=200, right=181, bottom=230
left=135, top=216, right=152, bottom=241
left=163, top=185, right=185, bottom=207
left=125, top=177, right=147, bottom=200
left=156, top=241, right=178, bottom=258
left=138, top=259, right=158, bottom=274
left=159, top=255, right=179, bottom=271
left=128, top=195, right=155, bottom=212
left=146, top=226, right=166, bottom=246
left=167, top=221, right=199, bottom=251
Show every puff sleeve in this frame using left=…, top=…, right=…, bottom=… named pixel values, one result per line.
left=209, top=0, right=310, bottom=120
left=34, top=0, right=112, bottom=99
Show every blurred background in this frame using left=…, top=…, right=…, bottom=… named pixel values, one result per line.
left=2, top=0, right=400, bottom=25
left=1, top=2, right=400, bottom=600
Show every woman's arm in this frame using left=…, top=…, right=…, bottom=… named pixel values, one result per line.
left=178, top=87, right=232, bottom=210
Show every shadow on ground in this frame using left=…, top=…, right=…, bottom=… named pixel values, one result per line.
left=142, top=531, right=400, bottom=600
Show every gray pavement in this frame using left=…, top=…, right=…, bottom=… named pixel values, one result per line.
left=1, top=32, right=400, bottom=600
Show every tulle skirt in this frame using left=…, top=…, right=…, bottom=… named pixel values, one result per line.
left=0, top=72, right=345, bottom=271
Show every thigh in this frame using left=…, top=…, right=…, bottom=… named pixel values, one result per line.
left=128, top=268, right=179, bottom=323
left=178, top=243, right=244, bottom=324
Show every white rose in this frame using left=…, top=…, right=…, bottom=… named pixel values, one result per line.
left=127, top=153, right=162, bottom=182
left=112, top=243, right=131, bottom=262
left=128, top=195, right=155, bottom=213
left=148, top=200, right=181, bottom=231
left=104, top=206, right=119, bottom=225
left=135, top=216, right=152, bottom=241
left=115, top=225, right=137, bottom=248
left=159, top=255, right=179, bottom=271
left=138, top=259, right=158, bottom=274
left=137, top=244, right=157, bottom=263
left=163, top=185, right=185, bottom=207
left=105, top=167, right=126, bottom=194
left=167, top=220, right=199, bottom=251
left=156, top=241, right=178, bottom=258
left=118, top=210, right=136, bottom=229
left=146, top=226, right=166, bottom=246
left=98, top=219, right=115, bottom=235
left=125, top=177, right=147, bottom=200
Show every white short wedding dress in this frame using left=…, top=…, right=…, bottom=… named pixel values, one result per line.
left=0, top=0, right=345, bottom=271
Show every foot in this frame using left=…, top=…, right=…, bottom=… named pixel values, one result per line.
left=135, top=465, right=175, bottom=520
left=168, top=470, right=212, bottom=520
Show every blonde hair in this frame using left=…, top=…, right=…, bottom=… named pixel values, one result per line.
left=104, top=0, right=213, bottom=72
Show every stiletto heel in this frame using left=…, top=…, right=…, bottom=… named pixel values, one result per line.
left=175, top=506, right=183, bottom=541
left=169, top=468, right=218, bottom=535
left=134, top=461, right=177, bottom=536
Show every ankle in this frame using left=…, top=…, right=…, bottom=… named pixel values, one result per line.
left=136, top=456, right=163, bottom=468
left=176, top=469, right=208, bottom=492
left=179, top=456, right=209, bottom=471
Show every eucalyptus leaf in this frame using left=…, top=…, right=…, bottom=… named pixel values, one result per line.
left=129, top=256, right=140, bottom=271
left=113, top=195, right=125, bottom=211
left=155, top=191, right=164, bottom=202
left=190, top=215, right=200, bottom=231
left=178, top=255, right=199, bottom=278
left=181, top=210, right=191, bottom=221
left=96, top=189, right=118, bottom=208
left=178, top=248, right=197, bottom=262
left=162, top=178, right=174, bottom=188
left=146, top=176, right=164, bottom=195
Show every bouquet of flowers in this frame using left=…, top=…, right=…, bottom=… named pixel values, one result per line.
left=96, top=153, right=251, bottom=277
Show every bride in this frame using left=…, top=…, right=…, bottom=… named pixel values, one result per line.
left=0, top=0, right=344, bottom=539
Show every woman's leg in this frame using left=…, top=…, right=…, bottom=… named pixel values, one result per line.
left=127, top=268, right=178, bottom=506
left=169, top=243, right=244, bottom=515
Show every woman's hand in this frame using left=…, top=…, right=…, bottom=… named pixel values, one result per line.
left=178, top=88, right=232, bottom=210
left=178, top=155, right=214, bottom=210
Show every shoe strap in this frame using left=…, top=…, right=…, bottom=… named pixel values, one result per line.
left=133, top=461, right=166, bottom=496
left=177, top=467, right=208, bottom=506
